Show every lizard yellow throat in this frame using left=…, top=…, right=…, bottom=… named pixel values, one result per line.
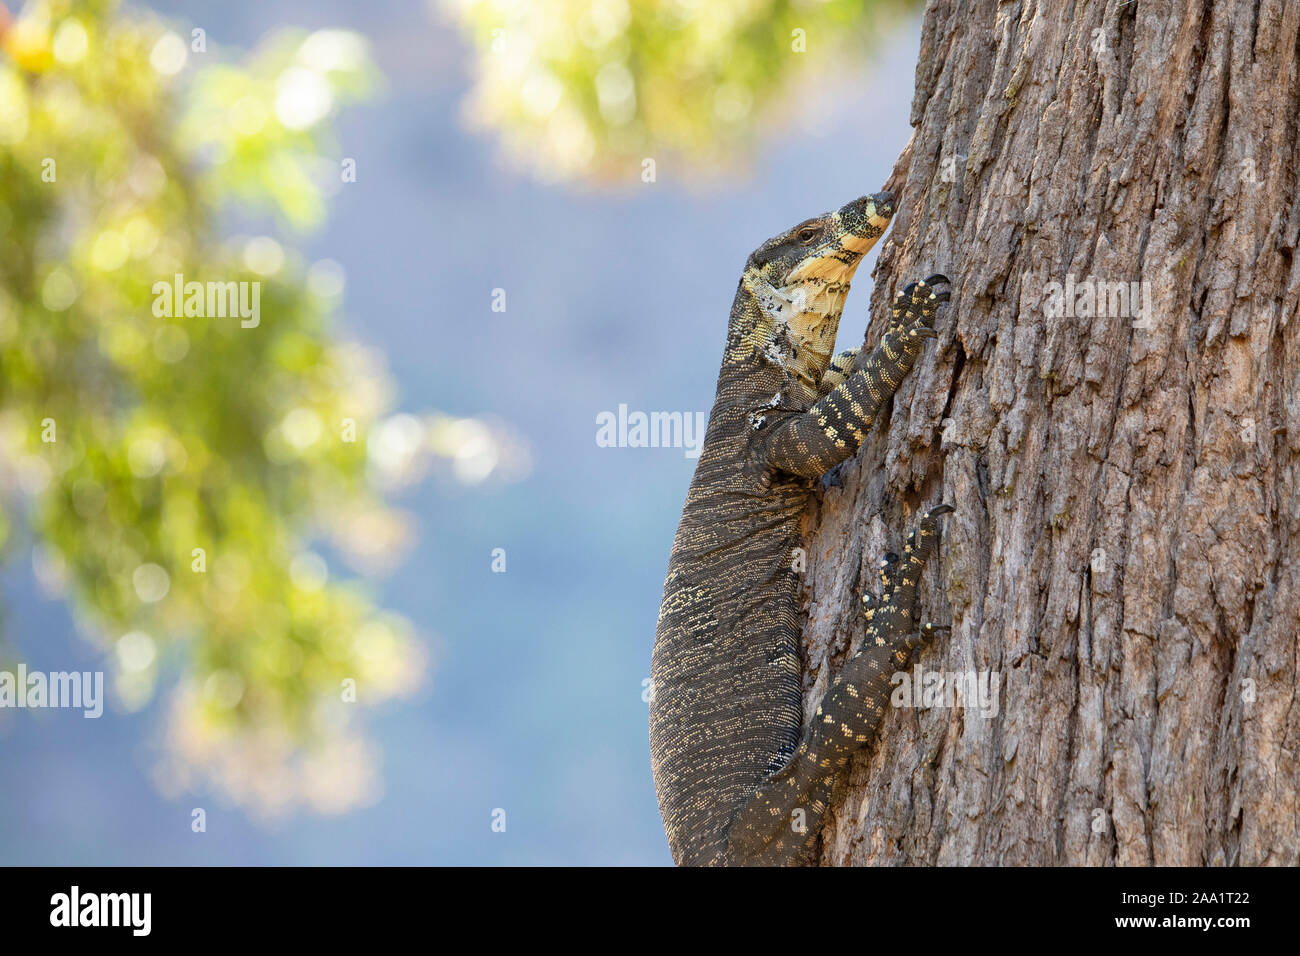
left=738, top=192, right=895, bottom=389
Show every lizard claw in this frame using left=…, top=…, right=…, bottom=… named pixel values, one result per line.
left=880, top=550, right=900, bottom=582
left=918, top=622, right=950, bottom=645
left=889, top=273, right=953, bottom=349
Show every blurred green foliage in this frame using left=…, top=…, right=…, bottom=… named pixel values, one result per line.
left=442, top=0, right=916, bottom=183
left=0, top=0, right=908, bottom=817
left=0, top=0, right=424, bottom=816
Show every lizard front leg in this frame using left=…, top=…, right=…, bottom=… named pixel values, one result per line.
left=817, top=348, right=860, bottom=395
left=725, top=504, right=953, bottom=865
left=760, top=276, right=950, bottom=478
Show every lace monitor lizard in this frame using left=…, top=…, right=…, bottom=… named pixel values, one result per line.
left=649, top=191, right=952, bottom=866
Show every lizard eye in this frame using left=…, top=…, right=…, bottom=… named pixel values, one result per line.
left=797, top=228, right=819, bottom=245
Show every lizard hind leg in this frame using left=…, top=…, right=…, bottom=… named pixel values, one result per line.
left=727, top=505, right=954, bottom=866
left=874, top=504, right=954, bottom=662
left=900, top=504, right=952, bottom=575
left=863, top=551, right=899, bottom=646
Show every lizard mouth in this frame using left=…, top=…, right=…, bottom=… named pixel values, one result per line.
left=786, top=191, right=895, bottom=285
left=765, top=192, right=896, bottom=380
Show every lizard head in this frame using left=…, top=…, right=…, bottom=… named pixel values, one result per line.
left=731, top=192, right=895, bottom=385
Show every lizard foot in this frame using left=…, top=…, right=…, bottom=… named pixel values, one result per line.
left=890, top=274, right=952, bottom=346
left=860, top=504, right=953, bottom=661
left=861, top=550, right=901, bottom=630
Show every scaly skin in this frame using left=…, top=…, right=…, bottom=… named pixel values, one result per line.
left=649, top=192, right=952, bottom=866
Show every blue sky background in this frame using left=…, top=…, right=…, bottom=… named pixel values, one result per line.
left=0, top=0, right=919, bottom=865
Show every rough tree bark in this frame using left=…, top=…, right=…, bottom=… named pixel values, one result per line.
left=802, top=0, right=1300, bottom=865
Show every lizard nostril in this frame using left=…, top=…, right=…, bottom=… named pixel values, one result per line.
left=872, top=191, right=895, bottom=218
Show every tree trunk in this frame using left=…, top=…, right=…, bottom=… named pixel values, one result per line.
left=803, top=0, right=1300, bottom=866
